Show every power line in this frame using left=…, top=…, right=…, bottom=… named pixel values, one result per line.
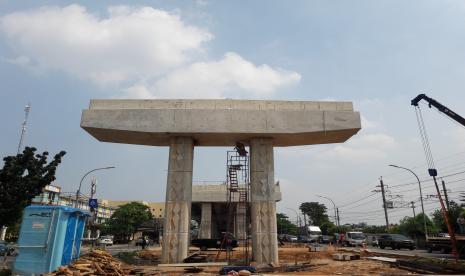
left=387, top=169, right=465, bottom=188
left=337, top=191, right=378, bottom=208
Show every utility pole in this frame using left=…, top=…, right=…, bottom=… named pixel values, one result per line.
left=17, top=103, right=31, bottom=154
left=441, top=178, right=450, bottom=212
left=411, top=201, right=416, bottom=217
left=336, top=208, right=340, bottom=227
left=380, top=177, right=390, bottom=230
left=89, top=177, right=97, bottom=245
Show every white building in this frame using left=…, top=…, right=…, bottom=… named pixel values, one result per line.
left=32, top=184, right=115, bottom=224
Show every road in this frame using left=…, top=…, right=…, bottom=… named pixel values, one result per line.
left=355, top=246, right=453, bottom=259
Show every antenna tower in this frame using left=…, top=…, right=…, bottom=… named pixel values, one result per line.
left=17, top=103, right=31, bottom=154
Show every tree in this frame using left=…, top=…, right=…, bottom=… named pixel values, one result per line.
left=432, top=201, right=464, bottom=233
left=319, top=220, right=335, bottom=235
left=276, top=213, right=298, bottom=235
left=362, top=225, right=388, bottom=234
left=104, top=202, right=153, bottom=242
left=299, top=202, right=329, bottom=226
left=0, top=147, right=66, bottom=227
left=394, top=214, right=436, bottom=238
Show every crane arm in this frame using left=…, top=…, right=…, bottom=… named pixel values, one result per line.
left=411, top=94, right=465, bottom=127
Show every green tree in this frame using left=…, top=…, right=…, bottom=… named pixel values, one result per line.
left=104, top=202, right=153, bottom=242
left=0, top=147, right=66, bottom=227
left=276, top=213, right=298, bottom=235
left=362, top=225, right=388, bottom=234
left=333, top=225, right=350, bottom=235
left=299, top=202, right=329, bottom=226
left=394, top=214, right=436, bottom=238
left=320, top=220, right=336, bottom=235
left=432, top=201, right=464, bottom=233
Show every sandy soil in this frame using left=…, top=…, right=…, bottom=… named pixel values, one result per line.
left=121, top=245, right=415, bottom=275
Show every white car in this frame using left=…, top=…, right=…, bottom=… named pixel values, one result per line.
left=96, top=236, right=113, bottom=246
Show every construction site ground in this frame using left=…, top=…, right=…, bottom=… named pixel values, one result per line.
left=117, top=243, right=420, bottom=275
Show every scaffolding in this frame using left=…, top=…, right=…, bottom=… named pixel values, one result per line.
left=225, top=145, right=250, bottom=265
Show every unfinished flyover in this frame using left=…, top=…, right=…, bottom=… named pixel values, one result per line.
left=80, top=99, right=361, bottom=265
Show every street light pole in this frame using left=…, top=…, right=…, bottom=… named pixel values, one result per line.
left=389, top=164, right=427, bottom=238
left=316, top=195, right=338, bottom=227
left=286, top=207, right=302, bottom=234
left=75, top=166, right=115, bottom=208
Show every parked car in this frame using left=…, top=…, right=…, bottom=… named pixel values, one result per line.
left=366, top=234, right=379, bottom=247
left=96, top=236, right=113, bottom=246
left=320, top=235, right=330, bottom=244
left=344, top=231, right=366, bottom=247
left=135, top=237, right=151, bottom=246
left=378, top=234, right=415, bottom=250
left=298, top=235, right=312, bottom=243
left=437, top=233, right=450, bottom=238
left=0, top=241, right=15, bottom=256
left=283, top=234, right=298, bottom=242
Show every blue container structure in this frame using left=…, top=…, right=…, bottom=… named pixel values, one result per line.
left=14, top=205, right=89, bottom=275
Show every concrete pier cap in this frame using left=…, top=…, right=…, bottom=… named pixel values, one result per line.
left=81, top=99, right=361, bottom=147
left=80, top=99, right=361, bottom=264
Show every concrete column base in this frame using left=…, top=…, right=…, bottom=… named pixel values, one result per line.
left=162, top=137, right=194, bottom=263
left=251, top=201, right=278, bottom=264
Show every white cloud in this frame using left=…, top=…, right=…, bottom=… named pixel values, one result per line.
left=132, top=52, right=301, bottom=98
left=123, top=85, right=154, bottom=99
left=319, top=133, right=396, bottom=162
left=0, top=4, right=213, bottom=86
left=361, top=115, right=377, bottom=129
left=443, top=128, right=465, bottom=151
left=1, top=5, right=301, bottom=98
left=153, top=52, right=301, bottom=98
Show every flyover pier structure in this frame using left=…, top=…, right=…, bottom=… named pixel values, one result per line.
left=81, top=99, right=361, bottom=265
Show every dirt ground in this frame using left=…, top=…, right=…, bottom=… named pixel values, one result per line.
left=121, top=244, right=415, bottom=275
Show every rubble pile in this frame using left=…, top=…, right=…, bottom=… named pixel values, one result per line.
left=137, top=250, right=159, bottom=260
left=46, top=249, right=126, bottom=276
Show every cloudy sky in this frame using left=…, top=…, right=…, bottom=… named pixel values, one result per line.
left=1, top=0, right=465, bottom=226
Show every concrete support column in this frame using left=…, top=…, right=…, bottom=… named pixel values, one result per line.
left=235, top=205, right=247, bottom=241
left=162, top=137, right=194, bottom=263
left=0, top=226, right=7, bottom=241
left=199, top=203, right=212, bottom=239
left=250, top=138, right=279, bottom=265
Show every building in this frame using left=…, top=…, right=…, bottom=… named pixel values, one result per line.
left=32, top=182, right=281, bottom=240
left=108, top=182, right=282, bottom=240
left=32, top=185, right=115, bottom=224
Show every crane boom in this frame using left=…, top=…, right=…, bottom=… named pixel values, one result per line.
left=411, top=93, right=462, bottom=260
left=411, top=94, right=465, bottom=127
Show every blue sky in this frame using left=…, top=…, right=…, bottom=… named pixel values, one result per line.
left=1, top=0, right=465, bottom=225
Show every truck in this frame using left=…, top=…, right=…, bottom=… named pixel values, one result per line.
left=307, top=226, right=322, bottom=242
left=426, top=235, right=465, bottom=257
left=191, top=232, right=238, bottom=251
left=344, top=231, right=366, bottom=247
